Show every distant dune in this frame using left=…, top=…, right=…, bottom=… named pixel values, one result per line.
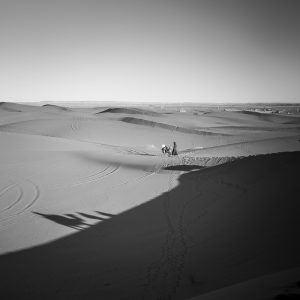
left=97, top=107, right=160, bottom=116
left=0, top=102, right=23, bottom=112
left=0, top=102, right=43, bottom=113
left=239, top=110, right=300, bottom=124
left=121, top=116, right=230, bottom=136
left=42, top=104, right=71, bottom=111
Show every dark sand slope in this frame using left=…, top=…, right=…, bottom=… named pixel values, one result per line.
left=0, top=151, right=299, bottom=300
left=189, top=267, right=300, bottom=300
left=42, top=104, right=72, bottom=112
left=98, top=107, right=160, bottom=116
left=0, top=102, right=49, bottom=114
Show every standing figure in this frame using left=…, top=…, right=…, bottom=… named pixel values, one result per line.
left=172, top=141, right=178, bottom=156
left=161, top=144, right=166, bottom=154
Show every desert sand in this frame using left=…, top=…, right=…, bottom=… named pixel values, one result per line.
left=0, top=102, right=300, bottom=299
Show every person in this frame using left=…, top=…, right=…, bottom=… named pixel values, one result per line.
left=161, top=144, right=166, bottom=154
left=172, top=141, right=178, bottom=156
left=165, top=146, right=171, bottom=155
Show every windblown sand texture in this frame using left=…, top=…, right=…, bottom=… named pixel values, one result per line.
left=0, top=102, right=300, bottom=299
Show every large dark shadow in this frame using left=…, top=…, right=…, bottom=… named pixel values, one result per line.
left=0, top=152, right=300, bottom=300
left=274, top=294, right=300, bottom=300
left=273, top=281, right=300, bottom=299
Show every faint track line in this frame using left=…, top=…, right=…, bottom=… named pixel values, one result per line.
left=0, top=179, right=41, bottom=226
left=142, top=153, right=194, bottom=300
left=0, top=183, right=18, bottom=212
left=17, top=180, right=40, bottom=215
left=0, top=185, right=23, bottom=213
left=0, top=183, right=16, bottom=197
left=70, top=117, right=81, bottom=133
left=54, top=165, right=120, bottom=190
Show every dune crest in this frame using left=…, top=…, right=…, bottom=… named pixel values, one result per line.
left=121, top=116, right=230, bottom=136
left=42, top=104, right=71, bottom=111
left=97, top=107, right=160, bottom=116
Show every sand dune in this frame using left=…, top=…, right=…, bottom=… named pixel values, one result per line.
left=204, top=110, right=300, bottom=127
left=97, top=107, right=160, bottom=116
left=0, top=151, right=299, bottom=299
left=42, top=104, right=72, bottom=111
left=0, top=103, right=300, bottom=299
left=239, top=110, right=300, bottom=124
left=0, top=102, right=23, bottom=112
left=0, top=102, right=43, bottom=113
left=121, top=117, right=230, bottom=136
left=181, top=135, right=300, bottom=157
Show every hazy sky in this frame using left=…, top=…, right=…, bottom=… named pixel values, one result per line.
left=1, top=0, right=299, bottom=103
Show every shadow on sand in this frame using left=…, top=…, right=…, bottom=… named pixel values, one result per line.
left=33, top=211, right=114, bottom=230
left=0, top=152, right=300, bottom=299
left=163, top=165, right=205, bottom=172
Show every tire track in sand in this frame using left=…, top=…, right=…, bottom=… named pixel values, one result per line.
left=70, top=117, right=81, bottom=133
left=143, top=155, right=189, bottom=300
left=53, top=164, right=120, bottom=190
left=0, top=184, right=23, bottom=213
left=0, top=183, right=16, bottom=198
left=17, top=180, right=40, bottom=215
left=0, top=183, right=19, bottom=212
left=0, top=179, right=41, bottom=226
left=109, top=162, right=162, bottom=191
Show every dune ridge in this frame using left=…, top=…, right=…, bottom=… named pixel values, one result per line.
left=42, top=104, right=71, bottom=111
left=97, top=107, right=160, bottom=116
left=239, top=110, right=300, bottom=124
left=121, top=117, right=230, bottom=136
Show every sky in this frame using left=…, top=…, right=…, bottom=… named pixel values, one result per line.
left=0, top=0, right=299, bottom=103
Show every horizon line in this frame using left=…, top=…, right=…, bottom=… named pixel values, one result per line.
left=18, top=101, right=300, bottom=106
